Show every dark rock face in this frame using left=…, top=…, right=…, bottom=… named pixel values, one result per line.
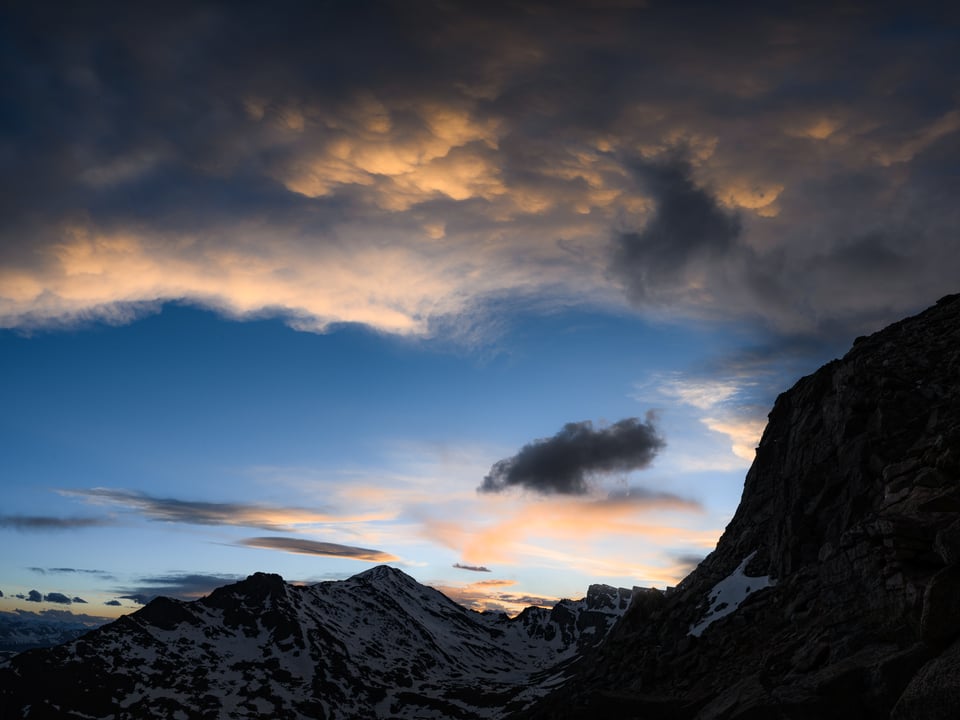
left=521, top=294, right=960, bottom=719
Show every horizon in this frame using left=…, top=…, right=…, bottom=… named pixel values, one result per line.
left=2, top=1, right=959, bottom=624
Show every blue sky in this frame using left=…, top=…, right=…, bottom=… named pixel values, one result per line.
left=1, top=1, right=958, bottom=619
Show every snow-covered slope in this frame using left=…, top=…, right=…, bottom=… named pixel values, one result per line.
left=0, top=566, right=632, bottom=719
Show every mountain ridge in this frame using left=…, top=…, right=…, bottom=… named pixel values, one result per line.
left=0, top=565, right=633, bottom=718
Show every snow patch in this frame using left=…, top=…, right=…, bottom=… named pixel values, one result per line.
left=689, top=551, right=774, bottom=637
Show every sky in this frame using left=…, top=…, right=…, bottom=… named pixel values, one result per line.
left=1, top=0, right=958, bottom=621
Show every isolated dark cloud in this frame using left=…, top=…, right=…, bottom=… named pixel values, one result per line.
left=64, top=488, right=331, bottom=531
left=0, top=590, right=4, bottom=597
left=72, top=596, right=88, bottom=604
left=0, top=515, right=109, bottom=531
left=239, top=537, right=398, bottom=562
left=113, top=573, right=240, bottom=605
left=479, top=416, right=664, bottom=495
left=104, top=599, right=122, bottom=606
left=26, top=590, right=42, bottom=603
left=453, top=563, right=491, bottom=573
left=43, top=592, right=72, bottom=605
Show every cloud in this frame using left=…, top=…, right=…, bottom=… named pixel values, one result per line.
left=43, top=592, right=72, bottom=604
left=453, top=563, right=491, bottom=572
left=113, top=573, right=241, bottom=604
left=611, top=157, right=741, bottom=307
left=638, top=372, right=768, bottom=463
left=0, top=516, right=110, bottom=531
left=61, top=488, right=370, bottom=531
left=26, top=590, right=42, bottom=603
left=239, top=536, right=398, bottom=562
left=72, top=596, right=88, bottom=604
left=1, top=3, right=956, bottom=347
left=104, top=599, right=122, bottom=606
left=479, top=415, right=664, bottom=495
left=28, top=567, right=116, bottom=580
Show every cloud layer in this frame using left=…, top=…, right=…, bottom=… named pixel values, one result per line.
left=479, top=417, right=664, bottom=495
left=1, top=2, right=957, bottom=344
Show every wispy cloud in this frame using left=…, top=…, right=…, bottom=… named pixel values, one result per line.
left=61, top=488, right=381, bottom=531
left=637, top=373, right=768, bottom=464
left=453, top=563, right=491, bottom=573
left=0, top=516, right=110, bottom=531
left=239, top=536, right=398, bottom=562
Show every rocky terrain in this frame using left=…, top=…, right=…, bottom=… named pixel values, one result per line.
left=0, top=565, right=631, bottom=719
left=521, top=293, right=960, bottom=719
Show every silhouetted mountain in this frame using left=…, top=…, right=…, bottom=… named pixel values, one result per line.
left=0, top=565, right=631, bottom=718
left=520, top=294, right=960, bottom=719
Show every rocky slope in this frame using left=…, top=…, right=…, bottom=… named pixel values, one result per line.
left=521, top=293, right=960, bottom=719
left=0, top=565, right=631, bottom=719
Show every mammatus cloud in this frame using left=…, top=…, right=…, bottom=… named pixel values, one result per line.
left=239, top=536, right=398, bottom=562
left=1, top=3, right=956, bottom=345
left=0, top=516, right=110, bottom=531
left=479, top=416, right=664, bottom=495
left=453, top=563, right=491, bottom=572
left=611, top=157, right=741, bottom=308
left=60, top=488, right=376, bottom=531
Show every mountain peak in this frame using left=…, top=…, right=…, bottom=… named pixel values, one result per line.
left=354, top=564, right=413, bottom=584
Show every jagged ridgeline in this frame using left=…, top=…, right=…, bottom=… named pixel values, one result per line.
left=0, top=564, right=632, bottom=718
left=2, top=294, right=959, bottom=720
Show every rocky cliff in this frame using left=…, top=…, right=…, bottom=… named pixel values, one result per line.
left=522, top=293, right=960, bottom=719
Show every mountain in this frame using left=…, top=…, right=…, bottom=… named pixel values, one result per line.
left=0, top=610, right=106, bottom=662
left=0, top=565, right=632, bottom=719
left=521, top=293, right=960, bottom=719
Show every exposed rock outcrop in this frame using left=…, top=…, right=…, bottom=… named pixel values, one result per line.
left=522, top=293, right=960, bottom=719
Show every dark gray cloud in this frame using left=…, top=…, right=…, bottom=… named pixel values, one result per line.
left=72, top=596, right=88, bottom=604
left=26, top=590, right=42, bottom=603
left=239, top=536, right=398, bottom=562
left=113, top=573, right=241, bottom=605
left=0, top=516, right=110, bottom=531
left=453, top=563, right=491, bottom=573
left=612, top=157, right=741, bottom=306
left=43, top=592, right=72, bottom=604
left=104, top=599, right=121, bottom=606
left=479, top=416, right=664, bottom=495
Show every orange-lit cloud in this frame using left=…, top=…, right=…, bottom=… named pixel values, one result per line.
left=61, top=488, right=392, bottom=531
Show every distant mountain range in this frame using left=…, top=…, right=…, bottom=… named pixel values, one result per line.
left=0, top=565, right=632, bottom=718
